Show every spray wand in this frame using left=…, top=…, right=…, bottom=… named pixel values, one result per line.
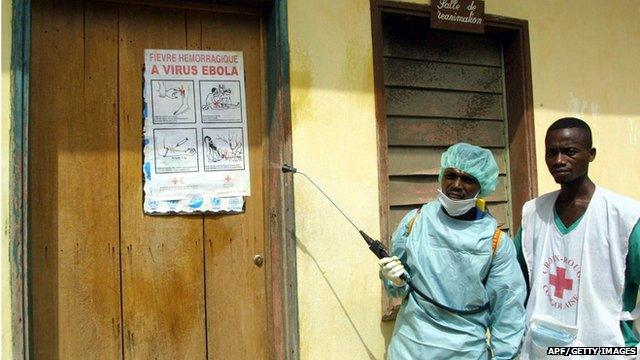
left=281, top=164, right=393, bottom=260
left=281, top=164, right=489, bottom=315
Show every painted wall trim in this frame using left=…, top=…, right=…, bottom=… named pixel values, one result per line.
left=266, top=0, right=299, bottom=358
left=9, top=0, right=30, bottom=358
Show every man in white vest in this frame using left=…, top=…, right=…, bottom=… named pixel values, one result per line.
left=514, top=117, right=640, bottom=359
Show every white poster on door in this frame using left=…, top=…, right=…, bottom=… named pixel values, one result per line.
left=143, top=49, right=250, bottom=214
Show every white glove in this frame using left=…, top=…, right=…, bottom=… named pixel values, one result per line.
left=379, top=256, right=407, bottom=287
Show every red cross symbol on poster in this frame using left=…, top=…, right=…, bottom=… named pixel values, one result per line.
left=549, top=267, right=573, bottom=298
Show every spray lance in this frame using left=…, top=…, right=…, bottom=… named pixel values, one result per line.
left=281, top=164, right=489, bottom=315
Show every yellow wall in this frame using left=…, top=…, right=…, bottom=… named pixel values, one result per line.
left=1, top=0, right=13, bottom=358
left=288, top=0, right=390, bottom=358
left=288, top=0, right=640, bottom=359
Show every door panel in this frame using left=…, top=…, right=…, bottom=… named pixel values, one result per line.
left=30, top=1, right=123, bottom=358
left=118, top=5, right=207, bottom=359
left=199, top=12, right=268, bottom=359
left=29, top=1, right=268, bottom=358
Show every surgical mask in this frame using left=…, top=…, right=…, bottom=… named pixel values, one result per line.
left=437, top=189, right=477, bottom=217
left=529, top=315, right=578, bottom=356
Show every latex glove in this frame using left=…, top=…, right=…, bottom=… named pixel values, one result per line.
left=379, top=256, right=407, bottom=287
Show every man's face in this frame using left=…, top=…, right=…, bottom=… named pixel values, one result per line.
left=441, top=168, right=480, bottom=200
left=545, top=128, right=595, bottom=184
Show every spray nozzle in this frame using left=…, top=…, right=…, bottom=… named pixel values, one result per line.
left=281, top=164, right=297, bottom=173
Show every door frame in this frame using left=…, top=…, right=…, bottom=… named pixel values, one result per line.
left=369, top=0, right=537, bottom=319
left=8, top=0, right=299, bottom=359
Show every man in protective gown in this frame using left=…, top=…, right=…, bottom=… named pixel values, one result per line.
left=379, top=142, right=526, bottom=359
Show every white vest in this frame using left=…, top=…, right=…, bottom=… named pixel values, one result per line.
left=521, top=187, right=640, bottom=359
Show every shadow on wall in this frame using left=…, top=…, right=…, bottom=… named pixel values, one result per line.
left=380, top=315, right=395, bottom=359
left=294, top=235, right=379, bottom=360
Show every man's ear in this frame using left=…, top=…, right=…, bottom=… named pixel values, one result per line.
left=589, top=147, right=596, bottom=162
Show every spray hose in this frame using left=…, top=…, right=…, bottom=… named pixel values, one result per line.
left=281, top=164, right=489, bottom=315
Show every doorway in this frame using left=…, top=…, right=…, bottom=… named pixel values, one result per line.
left=28, top=1, right=277, bottom=358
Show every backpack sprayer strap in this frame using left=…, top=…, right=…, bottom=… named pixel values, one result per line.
left=491, top=228, right=502, bottom=256
left=406, top=208, right=421, bottom=235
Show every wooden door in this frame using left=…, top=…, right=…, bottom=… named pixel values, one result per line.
left=29, top=1, right=268, bottom=359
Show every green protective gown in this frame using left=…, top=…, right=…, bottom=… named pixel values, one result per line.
left=383, top=201, right=526, bottom=359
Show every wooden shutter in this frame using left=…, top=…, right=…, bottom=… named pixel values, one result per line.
left=382, top=14, right=513, bottom=233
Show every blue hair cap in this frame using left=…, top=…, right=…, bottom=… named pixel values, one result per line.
left=438, top=142, right=499, bottom=197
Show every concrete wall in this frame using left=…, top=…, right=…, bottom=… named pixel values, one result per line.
left=288, top=0, right=640, bottom=359
left=2, top=0, right=13, bottom=357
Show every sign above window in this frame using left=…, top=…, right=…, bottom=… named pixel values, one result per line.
left=430, top=0, right=485, bottom=34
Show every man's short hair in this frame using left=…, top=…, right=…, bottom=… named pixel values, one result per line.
left=547, top=117, right=593, bottom=148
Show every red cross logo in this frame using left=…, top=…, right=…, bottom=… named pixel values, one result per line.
left=549, top=267, right=573, bottom=298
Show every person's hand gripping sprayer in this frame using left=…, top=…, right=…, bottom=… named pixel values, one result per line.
left=379, top=256, right=407, bottom=288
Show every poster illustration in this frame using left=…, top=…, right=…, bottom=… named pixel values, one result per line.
left=143, top=49, right=250, bottom=214
left=202, top=128, right=245, bottom=171
left=153, top=128, right=199, bottom=173
left=199, top=81, right=242, bottom=123
left=151, top=80, right=196, bottom=124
